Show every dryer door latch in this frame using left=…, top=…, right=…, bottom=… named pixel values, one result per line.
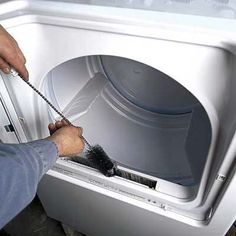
left=4, top=124, right=15, bottom=133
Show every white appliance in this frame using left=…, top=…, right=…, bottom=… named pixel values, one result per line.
left=1, top=1, right=236, bottom=235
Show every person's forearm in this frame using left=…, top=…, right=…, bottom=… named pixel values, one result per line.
left=0, top=140, right=58, bottom=228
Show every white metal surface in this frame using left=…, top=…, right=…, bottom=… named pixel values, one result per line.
left=0, top=1, right=236, bottom=235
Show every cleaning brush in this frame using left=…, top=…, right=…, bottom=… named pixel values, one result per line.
left=10, top=69, right=116, bottom=177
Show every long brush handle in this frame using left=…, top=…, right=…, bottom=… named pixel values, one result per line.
left=10, top=69, right=91, bottom=148
left=24, top=80, right=91, bottom=148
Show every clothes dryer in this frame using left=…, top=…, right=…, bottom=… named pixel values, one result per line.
left=0, top=1, right=236, bottom=236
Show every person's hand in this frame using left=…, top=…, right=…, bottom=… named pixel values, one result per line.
left=0, top=25, right=28, bottom=80
left=46, top=120, right=85, bottom=157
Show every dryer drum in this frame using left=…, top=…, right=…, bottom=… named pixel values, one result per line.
left=42, top=55, right=211, bottom=187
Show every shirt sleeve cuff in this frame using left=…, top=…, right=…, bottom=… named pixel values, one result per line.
left=25, top=139, right=59, bottom=174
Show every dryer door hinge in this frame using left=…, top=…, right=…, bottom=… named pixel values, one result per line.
left=216, top=174, right=226, bottom=182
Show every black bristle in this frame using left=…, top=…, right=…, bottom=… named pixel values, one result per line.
left=86, top=145, right=116, bottom=177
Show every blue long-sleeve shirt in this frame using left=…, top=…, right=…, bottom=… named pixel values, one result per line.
left=0, top=140, right=58, bottom=228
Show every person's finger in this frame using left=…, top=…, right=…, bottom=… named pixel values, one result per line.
left=61, top=119, right=70, bottom=126
left=78, top=138, right=85, bottom=153
left=10, top=59, right=28, bottom=81
left=0, top=57, right=10, bottom=74
left=14, top=44, right=26, bottom=65
left=16, top=49, right=26, bottom=65
left=48, top=123, right=55, bottom=130
left=7, top=33, right=27, bottom=77
left=48, top=123, right=57, bottom=135
left=55, top=120, right=64, bottom=129
left=8, top=34, right=19, bottom=46
left=0, top=46, right=28, bottom=81
left=77, top=127, right=83, bottom=137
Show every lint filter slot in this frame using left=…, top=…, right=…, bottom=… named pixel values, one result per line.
left=68, top=157, right=157, bottom=189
